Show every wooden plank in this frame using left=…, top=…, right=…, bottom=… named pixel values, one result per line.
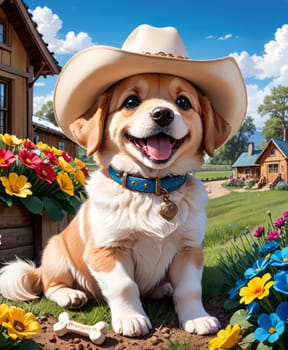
left=0, top=245, right=34, bottom=263
left=0, top=226, right=34, bottom=249
left=0, top=204, right=32, bottom=228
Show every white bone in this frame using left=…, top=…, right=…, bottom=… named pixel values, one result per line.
left=53, top=311, right=108, bottom=345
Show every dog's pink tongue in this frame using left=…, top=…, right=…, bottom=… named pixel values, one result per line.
left=145, top=135, right=172, bottom=161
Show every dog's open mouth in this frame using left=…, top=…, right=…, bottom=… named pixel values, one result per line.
left=125, top=133, right=186, bottom=162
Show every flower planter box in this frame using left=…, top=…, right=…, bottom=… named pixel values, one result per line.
left=0, top=204, right=72, bottom=264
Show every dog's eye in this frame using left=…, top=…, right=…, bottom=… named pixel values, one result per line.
left=176, top=95, right=192, bottom=110
left=122, top=95, right=141, bottom=110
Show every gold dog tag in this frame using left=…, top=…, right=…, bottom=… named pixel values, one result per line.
left=159, top=194, right=178, bottom=221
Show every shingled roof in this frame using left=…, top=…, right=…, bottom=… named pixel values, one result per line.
left=232, top=149, right=262, bottom=168
left=232, top=138, right=288, bottom=168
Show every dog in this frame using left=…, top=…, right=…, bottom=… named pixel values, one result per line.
left=0, top=73, right=229, bottom=336
left=0, top=24, right=247, bottom=337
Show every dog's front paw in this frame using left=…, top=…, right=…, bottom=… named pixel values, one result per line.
left=112, top=313, right=152, bottom=337
left=46, top=288, right=88, bottom=308
left=183, top=316, right=220, bottom=335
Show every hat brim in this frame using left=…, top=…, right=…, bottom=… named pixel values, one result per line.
left=53, top=46, right=247, bottom=144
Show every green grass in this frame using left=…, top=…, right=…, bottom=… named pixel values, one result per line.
left=202, top=189, right=287, bottom=298
left=204, top=190, right=287, bottom=249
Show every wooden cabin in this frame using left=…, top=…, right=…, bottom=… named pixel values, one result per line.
left=232, top=138, right=288, bottom=187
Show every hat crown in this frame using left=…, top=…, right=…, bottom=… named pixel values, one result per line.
left=121, top=24, right=188, bottom=58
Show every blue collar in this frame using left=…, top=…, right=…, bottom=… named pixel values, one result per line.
left=108, top=165, right=187, bottom=195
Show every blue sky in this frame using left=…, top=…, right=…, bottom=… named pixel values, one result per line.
left=25, top=0, right=288, bottom=131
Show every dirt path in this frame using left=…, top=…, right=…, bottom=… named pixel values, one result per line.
left=205, top=180, right=231, bottom=199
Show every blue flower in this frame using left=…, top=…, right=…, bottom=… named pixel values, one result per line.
left=273, top=271, right=288, bottom=294
left=276, top=302, right=288, bottom=323
left=245, top=301, right=260, bottom=320
left=244, top=257, right=270, bottom=279
left=270, top=247, right=288, bottom=268
left=259, top=241, right=280, bottom=255
left=229, top=278, right=247, bottom=299
left=254, top=313, right=285, bottom=343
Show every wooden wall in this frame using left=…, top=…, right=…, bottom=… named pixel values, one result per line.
left=258, top=144, right=288, bottom=183
left=0, top=8, right=31, bottom=139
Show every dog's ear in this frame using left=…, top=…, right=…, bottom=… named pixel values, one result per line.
left=199, top=94, right=231, bottom=157
left=69, top=93, right=111, bottom=156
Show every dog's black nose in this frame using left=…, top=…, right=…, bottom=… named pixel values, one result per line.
left=151, top=107, right=174, bottom=127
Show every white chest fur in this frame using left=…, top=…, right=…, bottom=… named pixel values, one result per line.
left=84, top=171, right=208, bottom=293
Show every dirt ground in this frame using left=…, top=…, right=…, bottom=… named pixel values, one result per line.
left=204, top=180, right=231, bottom=199
left=34, top=299, right=232, bottom=350
left=33, top=181, right=232, bottom=349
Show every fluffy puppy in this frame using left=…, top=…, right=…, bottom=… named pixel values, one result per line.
left=0, top=74, right=230, bottom=337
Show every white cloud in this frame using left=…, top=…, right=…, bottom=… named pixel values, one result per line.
left=30, top=6, right=94, bottom=54
left=33, top=93, right=53, bottom=114
left=218, top=34, right=232, bottom=41
left=231, top=24, right=288, bottom=129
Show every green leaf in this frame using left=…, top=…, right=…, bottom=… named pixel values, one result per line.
left=224, top=298, right=239, bottom=310
left=230, top=309, right=253, bottom=329
left=19, top=196, right=43, bottom=215
left=42, top=196, right=64, bottom=221
left=0, top=192, right=13, bottom=206
left=256, top=342, right=273, bottom=350
left=16, top=339, right=42, bottom=350
left=241, top=332, right=256, bottom=343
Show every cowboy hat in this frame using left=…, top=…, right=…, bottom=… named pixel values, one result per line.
left=53, top=24, right=247, bottom=144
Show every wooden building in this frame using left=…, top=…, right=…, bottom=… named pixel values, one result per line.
left=32, top=115, right=77, bottom=158
left=232, top=138, right=288, bottom=187
left=0, top=0, right=60, bottom=138
left=0, top=0, right=77, bottom=263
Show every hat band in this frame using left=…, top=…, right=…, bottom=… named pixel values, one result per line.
left=142, top=51, right=188, bottom=60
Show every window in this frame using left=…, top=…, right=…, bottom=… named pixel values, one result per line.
left=245, top=168, right=251, bottom=175
left=0, top=80, right=9, bottom=134
left=268, top=164, right=278, bottom=173
left=0, top=19, right=11, bottom=46
left=58, top=141, right=65, bottom=151
left=270, top=147, right=275, bottom=156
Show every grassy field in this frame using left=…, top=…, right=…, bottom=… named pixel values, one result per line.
left=202, top=189, right=287, bottom=298
left=194, top=164, right=232, bottom=181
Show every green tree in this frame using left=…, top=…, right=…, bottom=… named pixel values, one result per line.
left=210, top=115, right=256, bottom=165
left=258, top=85, right=288, bottom=141
left=262, top=117, right=283, bottom=141
left=35, top=100, right=57, bottom=125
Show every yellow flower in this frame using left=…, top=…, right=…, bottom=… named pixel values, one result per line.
left=74, top=158, right=86, bottom=169
left=57, top=172, right=74, bottom=196
left=209, top=324, right=241, bottom=350
left=2, top=306, right=40, bottom=340
left=0, top=303, right=9, bottom=323
left=1, top=133, right=22, bottom=146
left=36, top=141, right=51, bottom=152
left=0, top=173, right=32, bottom=197
left=58, top=156, right=74, bottom=173
left=51, top=146, right=62, bottom=156
left=75, top=169, right=86, bottom=186
left=239, top=273, right=274, bottom=305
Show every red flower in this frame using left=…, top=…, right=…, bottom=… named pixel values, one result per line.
left=0, top=149, right=16, bottom=168
left=23, top=139, right=36, bottom=149
left=61, top=151, right=73, bottom=162
left=36, top=162, right=56, bottom=184
left=44, top=151, right=59, bottom=165
left=267, top=229, right=280, bottom=241
left=18, top=149, right=42, bottom=169
left=253, top=226, right=265, bottom=238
